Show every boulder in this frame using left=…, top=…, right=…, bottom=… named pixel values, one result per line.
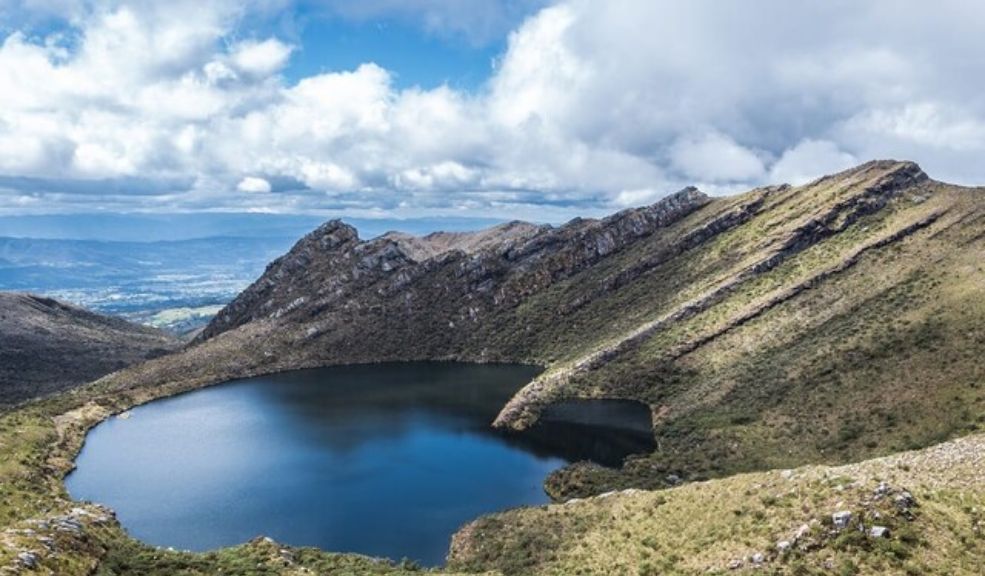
left=870, top=526, right=890, bottom=539
left=17, top=552, right=39, bottom=569
left=832, top=510, right=853, bottom=530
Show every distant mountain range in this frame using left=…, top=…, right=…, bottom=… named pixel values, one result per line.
left=0, top=236, right=300, bottom=332
left=0, top=213, right=510, bottom=242
left=0, top=214, right=512, bottom=332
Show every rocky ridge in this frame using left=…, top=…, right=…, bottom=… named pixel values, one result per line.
left=95, top=160, right=985, bottom=499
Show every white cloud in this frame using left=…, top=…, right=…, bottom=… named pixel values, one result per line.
left=670, top=133, right=766, bottom=183
left=2, top=0, right=985, bottom=218
left=230, top=38, right=293, bottom=77
left=769, top=140, right=857, bottom=186
left=237, top=176, right=272, bottom=193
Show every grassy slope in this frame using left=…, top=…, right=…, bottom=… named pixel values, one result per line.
left=1, top=161, right=983, bottom=574
left=448, top=432, right=985, bottom=575
left=488, top=163, right=985, bottom=498
left=83, top=163, right=984, bottom=504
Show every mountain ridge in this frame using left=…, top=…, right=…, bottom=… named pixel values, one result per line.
left=94, top=159, right=984, bottom=500
left=2, top=159, right=985, bottom=575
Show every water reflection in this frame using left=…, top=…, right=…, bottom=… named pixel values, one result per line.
left=66, top=363, right=653, bottom=566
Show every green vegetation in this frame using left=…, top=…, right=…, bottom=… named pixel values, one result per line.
left=449, top=435, right=985, bottom=575
left=1, top=160, right=983, bottom=574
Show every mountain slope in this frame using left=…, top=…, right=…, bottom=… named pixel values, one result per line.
left=96, top=160, right=985, bottom=498
left=447, top=431, right=985, bottom=575
left=0, top=293, right=178, bottom=405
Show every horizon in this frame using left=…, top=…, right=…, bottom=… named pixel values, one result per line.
left=0, top=158, right=946, bottom=242
left=1, top=1, right=984, bottom=226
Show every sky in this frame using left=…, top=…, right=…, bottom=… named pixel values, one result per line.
left=1, top=0, right=984, bottom=223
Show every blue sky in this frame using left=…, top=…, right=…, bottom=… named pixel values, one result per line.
left=283, top=15, right=505, bottom=91
left=0, top=1, right=984, bottom=223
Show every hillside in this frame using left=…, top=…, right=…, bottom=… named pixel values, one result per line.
left=447, top=431, right=985, bottom=575
left=1, top=159, right=983, bottom=574
left=95, top=160, right=984, bottom=499
left=0, top=293, right=178, bottom=405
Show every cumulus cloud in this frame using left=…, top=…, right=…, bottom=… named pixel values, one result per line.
left=770, top=140, right=857, bottom=186
left=237, top=176, right=272, bottom=193
left=670, top=133, right=765, bottom=183
left=2, top=0, right=985, bottom=218
left=229, top=38, right=293, bottom=77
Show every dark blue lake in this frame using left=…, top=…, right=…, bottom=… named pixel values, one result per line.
left=66, top=363, right=654, bottom=565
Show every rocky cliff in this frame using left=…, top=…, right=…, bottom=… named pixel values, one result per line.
left=0, top=293, right=178, bottom=405
left=97, top=160, right=985, bottom=498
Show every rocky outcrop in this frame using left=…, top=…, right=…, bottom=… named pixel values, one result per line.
left=198, top=185, right=711, bottom=344
left=0, top=293, right=178, bottom=405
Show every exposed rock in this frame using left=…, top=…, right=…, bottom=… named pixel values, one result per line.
left=870, top=526, right=890, bottom=538
left=794, top=523, right=811, bottom=541
left=832, top=511, right=853, bottom=530
left=874, top=482, right=891, bottom=498
left=894, top=491, right=917, bottom=510
left=198, top=187, right=711, bottom=344
left=16, top=552, right=38, bottom=569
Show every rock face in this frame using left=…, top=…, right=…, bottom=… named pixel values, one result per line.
left=197, top=185, right=711, bottom=352
left=100, top=159, right=985, bottom=499
left=0, top=293, right=178, bottom=405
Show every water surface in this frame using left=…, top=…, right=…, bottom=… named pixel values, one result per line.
left=67, top=363, right=653, bottom=565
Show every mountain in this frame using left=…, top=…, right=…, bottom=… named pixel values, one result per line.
left=3, top=159, right=985, bottom=575
left=97, top=160, right=983, bottom=501
left=0, top=293, right=178, bottom=405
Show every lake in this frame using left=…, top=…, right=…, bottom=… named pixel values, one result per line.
left=66, top=363, right=654, bottom=565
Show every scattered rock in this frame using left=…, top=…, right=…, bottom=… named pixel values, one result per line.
left=832, top=511, right=853, bottom=530
left=727, top=559, right=743, bottom=570
left=794, top=523, right=811, bottom=541
left=894, top=491, right=917, bottom=510
left=751, top=552, right=765, bottom=565
left=870, top=526, right=890, bottom=539
left=874, top=482, right=891, bottom=497
left=52, top=516, right=83, bottom=535
left=776, top=540, right=791, bottom=553
left=665, top=474, right=683, bottom=486
left=17, top=552, right=39, bottom=569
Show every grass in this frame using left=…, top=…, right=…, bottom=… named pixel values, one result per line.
left=449, top=434, right=985, bottom=575
left=1, top=161, right=983, bottom=574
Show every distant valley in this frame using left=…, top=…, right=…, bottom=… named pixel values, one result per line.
left=0, top=236, right=298, bottom=334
